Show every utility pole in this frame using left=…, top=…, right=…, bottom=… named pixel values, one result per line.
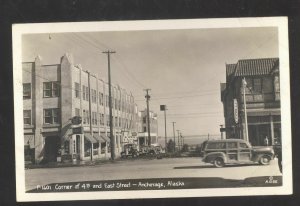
left=177, top=130, right=180, bottom=151
left=160, top=105, right=167, bottom=150
left=144, top=89, right=151, bottom=146
left=242, top=77, right=249, bottom=142
left=172, top=122, right=176, bottom=152
left=87, top=71, right=93, bottom=161
left=103, top=50, right=116, bottom=160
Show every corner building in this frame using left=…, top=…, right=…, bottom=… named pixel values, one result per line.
left=220, top=58, right=281, bottom=146
left=23, top=54, right=139, bottom=163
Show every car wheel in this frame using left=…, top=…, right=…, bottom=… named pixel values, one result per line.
left=214, top=157, right=225, bottom=168
left=259, top=155, right=271, bottom=165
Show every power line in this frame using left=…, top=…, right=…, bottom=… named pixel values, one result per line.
left=134, top=91, right=219, bottom=101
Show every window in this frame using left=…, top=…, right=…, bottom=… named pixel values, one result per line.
left=262, top=77, right=273, bottom=93
left=207, top=142, right=226, bottom=149
left=143, top=127, right=147, bottom=132
left=115, top=117, right=118, bottom=127
left=86, top=86, right=89, bottom=101
left=143, top=117, right=146, bottom=124
left=99, top=113, right=104, bottom=125
left=43, top=82, right=60, bottom=97
left=44, top=108, right=60, bottom=124
left=23, top=83, right=31, bottom=99
left=83, top=110, right=90, bottom=124
left=227, top=142, right=237, bottom=149
left=75, top=82, right=80, bottom=98
left=91, top=89, right=97, bottom=103
left=253, top=78, right=262, bottom=93
left=99, top=92, right=104, bottom=105
left=23, top=110, right=31, bottom=125
left=106, top=115, right=110, bottom=126
left=83, top=110, right=86, bottom=124
left=82, top=85, right=86, bottom=100
left=92, top=112, right=97, bottom=125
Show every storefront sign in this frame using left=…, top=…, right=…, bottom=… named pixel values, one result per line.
left=72, top=127, right=83, bottom=134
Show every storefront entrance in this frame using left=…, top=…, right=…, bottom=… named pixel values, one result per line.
left=44, top=136, right=59, bottom=162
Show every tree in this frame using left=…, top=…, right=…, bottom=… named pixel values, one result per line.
left=166, top=139, right=175, bottom=153
left=181, top=144, right=189, bottom=152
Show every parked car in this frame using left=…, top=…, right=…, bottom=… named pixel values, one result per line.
left=121, top=144, right=139, bottom=158
left=200, top=139, right=275, bottom=167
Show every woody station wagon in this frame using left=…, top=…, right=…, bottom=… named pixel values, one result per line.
left=200, top=139, right=275, bottom=167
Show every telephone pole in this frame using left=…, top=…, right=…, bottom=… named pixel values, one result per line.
left=144, top=89, right=151, bottom=146
left=103, top=50, right=116, bottom=160
left=177, top=130, right=180, bottom=151
left=172, top=122, right=176, bottom=152
left=160, top=105, right=167, bottom=150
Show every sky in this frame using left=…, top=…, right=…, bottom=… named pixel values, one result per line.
left=22, top=26, right=279, bottom=140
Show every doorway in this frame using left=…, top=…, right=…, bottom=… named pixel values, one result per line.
left=44, top=136, right=59, bottom=162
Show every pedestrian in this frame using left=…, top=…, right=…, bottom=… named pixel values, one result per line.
left=264, top=136, right=269, bottom=146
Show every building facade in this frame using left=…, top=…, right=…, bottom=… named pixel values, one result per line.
left=23, top=54, right=140, bottom=163
left=137, top=109, right=158, bottom=147
left=220, top=58, right=281, bottom=146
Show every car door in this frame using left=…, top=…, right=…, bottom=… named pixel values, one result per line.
left=238, top=142, right=252, bottom=162
left=226, top=142, right=238, bottom=163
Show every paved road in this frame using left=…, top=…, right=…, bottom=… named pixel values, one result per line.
left=25, top=157, right=281, bottom=191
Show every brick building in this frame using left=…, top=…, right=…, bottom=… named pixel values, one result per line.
left=220, top=58, right=281, bottom=146
left=23, top=54, right=140, bottom=163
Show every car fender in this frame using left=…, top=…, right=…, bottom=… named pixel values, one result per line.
left=252, top=153, right=274, bottom=163
left=203, top=152, right=227, bottom=163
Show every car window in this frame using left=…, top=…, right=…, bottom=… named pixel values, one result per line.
left=227, top=142, right=237, bottom=149
left=206, top=142, right=226, bottom=149
left=239, top=143, right=249, bottom=149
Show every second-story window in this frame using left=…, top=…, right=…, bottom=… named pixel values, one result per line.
left=92, top=89, right=97, bottom=103
left=99, top=92, right=104, bottom=106
left=23, top=83, right=31, bottom=99
left=253, top=78, right=262, bottom=93
left=43, top=82, right=60, bottom=98
left=44, top=108, right=60, bottom=124
left=75, top=82, right=80, bottom=98
left=86, top=86, right=89, bottom=101
left=23, top=110, right=31, bottom=125
left=82, top=85, right=86, bottom=100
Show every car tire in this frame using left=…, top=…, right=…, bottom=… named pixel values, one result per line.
left=214, top=157, right=225, bottom=168
left=259, top=155, right=271, bottom=165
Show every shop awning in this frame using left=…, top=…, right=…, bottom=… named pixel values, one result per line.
left=101, top=135, right=111, bottom=142
left=93, top=133, right=105, bottom=143
left=84, top=133, right=97, bottom=144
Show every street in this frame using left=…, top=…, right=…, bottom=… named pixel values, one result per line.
left=25, top=157, right=282, bottom=191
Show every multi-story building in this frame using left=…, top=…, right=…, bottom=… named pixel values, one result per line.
left=137, top=109, right=158, bottom=146
left=23, top=53, right=139, bottom=163
left=220, top=58, right=281, bottom=146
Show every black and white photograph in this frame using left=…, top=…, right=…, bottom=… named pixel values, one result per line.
left=13, top=17, right=292, bottom=201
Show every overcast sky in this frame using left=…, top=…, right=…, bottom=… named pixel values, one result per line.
left=22, top=27, right=278, bottom=139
